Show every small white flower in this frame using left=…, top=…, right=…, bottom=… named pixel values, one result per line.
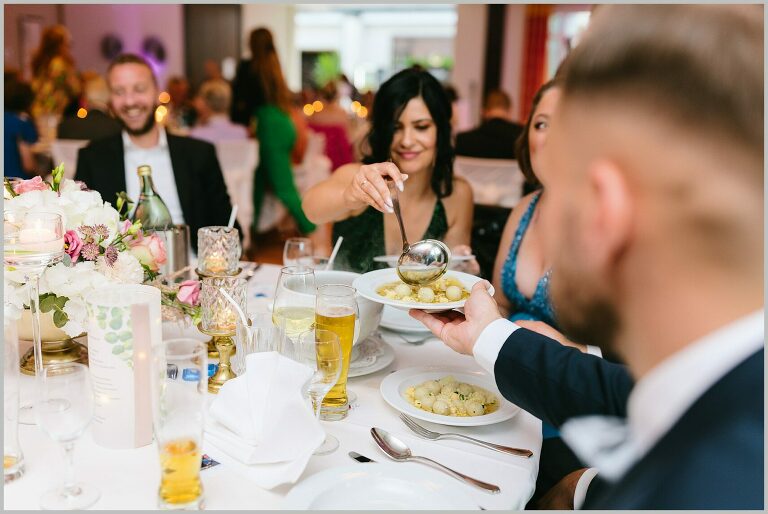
left=97, top=252, right=144, bottom=285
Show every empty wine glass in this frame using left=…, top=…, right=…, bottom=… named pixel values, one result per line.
left=36, top=363, right=99, bottom=510
left=283, top=237, right=314, bottom=267
left=291, top=329, right=343, bottom=455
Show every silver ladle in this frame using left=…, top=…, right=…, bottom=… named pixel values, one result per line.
left=386, top=180, right=450, bottom=286
left=371, top=427, right=501, bottom=494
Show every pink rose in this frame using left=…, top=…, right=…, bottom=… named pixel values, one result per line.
left=129, top=233, right=167, bottom=271
left=63, top=230, right=83, bottom=263
left=177, top=280, right=201, bottom=306
left=13, top=176, right=50, bottom=194
left=118, top=219, right=132, bottom=235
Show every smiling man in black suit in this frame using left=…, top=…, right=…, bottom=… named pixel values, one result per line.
left=75, top=54, right=234, bottom=250
left=413, top=4, right=763, bottom=509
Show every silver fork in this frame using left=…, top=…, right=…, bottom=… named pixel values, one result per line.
left=399, top=413, right=533, bottom=458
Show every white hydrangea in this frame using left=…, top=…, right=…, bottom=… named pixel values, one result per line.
left=96, top=252, right=145, bottom=285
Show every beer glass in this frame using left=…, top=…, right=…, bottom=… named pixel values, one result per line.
left=315, top=284, right=359, bottom=421
left=4, top=320, right=24, bottom=483
left=150, top=339, right=207, bottom=510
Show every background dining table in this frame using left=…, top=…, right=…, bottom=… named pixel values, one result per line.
left=4, top=264, right=542, bottom=510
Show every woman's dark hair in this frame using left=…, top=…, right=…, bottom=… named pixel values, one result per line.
left=249, top=27, right=292, bottom=113
left=31, top=25, right=74, bottom=77
left=5, top=79, right=34, bottom=113
left=515, top=79, right=561, bottom=189
left=363, top=68, right=454, bottom=198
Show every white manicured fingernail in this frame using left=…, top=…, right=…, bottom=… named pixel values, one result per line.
left=397, top=181, right=404, bottom=192
left=386, top=198, right=394, bottom=209
left=386, top=205, right=394, bottom=213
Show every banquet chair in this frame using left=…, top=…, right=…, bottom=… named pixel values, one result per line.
left=214, top=139, right=259, bottom=251
left=453, top=156, right=525, bottom=209
left=50, top=139, right=89, bottom=179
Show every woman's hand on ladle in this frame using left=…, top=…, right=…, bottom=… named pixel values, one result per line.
left=343, top=162, right=409, bottom=214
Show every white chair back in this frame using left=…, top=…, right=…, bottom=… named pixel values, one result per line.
left=214, top=139, right=259, bottom=250
left=453, top=156, right=525, bottom=208
left=50, top=139, right=89, bottom=179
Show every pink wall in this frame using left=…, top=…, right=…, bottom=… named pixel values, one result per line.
left=62, top=4, right=184, bottom=87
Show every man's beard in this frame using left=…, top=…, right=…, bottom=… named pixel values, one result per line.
left=118, top=106, right=157, bottom=136
left=550, top=226, right=622, bottom=357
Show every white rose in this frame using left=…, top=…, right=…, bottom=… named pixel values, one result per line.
left=97, top=253, right=145, bottom=285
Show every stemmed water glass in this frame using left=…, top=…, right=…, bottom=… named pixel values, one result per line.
left=4, top=211, right=65, bottom=425
left=283, top=237, right=314, bottom=267
left=36, top=363, right=99, bottom=509
left=271, top=266, right=316, bottom=340
left=287, top=329, right=343, bottom=455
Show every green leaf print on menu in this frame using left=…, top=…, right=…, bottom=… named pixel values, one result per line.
left=103, top=305, right=135, bottom=369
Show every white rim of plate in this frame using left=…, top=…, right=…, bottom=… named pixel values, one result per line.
left=379, top=366, right=519, bottom=427
left=379, top=306, right=431, bottom=333
left=352, top=268, right=494, bottom=312
left=282, top=462, right=481, bottom=510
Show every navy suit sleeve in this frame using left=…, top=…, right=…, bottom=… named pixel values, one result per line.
left=493, top=328, right=634, bottom=427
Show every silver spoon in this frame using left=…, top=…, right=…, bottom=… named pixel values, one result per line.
left=371, top=427, right=501, bottom=494
left=386, top=180, right=450, bottom=286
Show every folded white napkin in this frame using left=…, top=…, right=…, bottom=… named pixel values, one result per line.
left=204, top=351, right=325, bottom=489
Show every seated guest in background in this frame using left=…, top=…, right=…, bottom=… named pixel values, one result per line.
left=189, top=79, right=248, bottom=144
left=75, top=54, right=234, bottom=250
left=165, top=75, right=196, bottom=132
left=413, top=4, right=763, bottom=509
left=302, top=68, right=478, bottom=274
left=4, top=74, right=38, bottom=178
left=57, top=72, right=121, bottom=141
left=308, top=80, right=354, bottom=172
left=455, top=90, right=524, bottom=160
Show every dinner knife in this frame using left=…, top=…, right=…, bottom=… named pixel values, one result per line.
left=349, top=451, right=376, bottom=463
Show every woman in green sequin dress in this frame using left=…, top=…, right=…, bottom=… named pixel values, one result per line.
left=302, top=68, right=477, bottom=274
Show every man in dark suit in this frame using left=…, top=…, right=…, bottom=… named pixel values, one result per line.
left=455, top=90, right=524, bottom=160
left=413, top=5, right=763, bottom=509
left=75, top=54, right=234, bottom=250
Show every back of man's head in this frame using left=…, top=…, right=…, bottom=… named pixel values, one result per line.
left=198, top=79, right=231, bottom=114
left=483, top=90, right=512, bottom=113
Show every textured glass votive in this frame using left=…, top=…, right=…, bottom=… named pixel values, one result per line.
left=197, top=226, right=241, bottom=275
left=200, top=276, right=246, bottom=336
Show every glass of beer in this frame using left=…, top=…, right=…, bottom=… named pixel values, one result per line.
left=315, top=284, right=359, bottom=421
left=150, top=338, right=207, bottom=510
left=272, top=266, right=317, bottom=342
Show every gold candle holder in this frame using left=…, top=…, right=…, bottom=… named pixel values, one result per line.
left=198, top=275, right=247, bottom=394
left=195, top=267, right=242, bottom=359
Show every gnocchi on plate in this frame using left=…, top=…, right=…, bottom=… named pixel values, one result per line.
left=403, top=376, right=499, bottom=417
left=376, top=277, right=470, bottom=304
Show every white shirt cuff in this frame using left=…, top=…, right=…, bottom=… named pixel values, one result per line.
left=586, top=345, right=603, bottom=358
left=573, top=467, right=600, bottom=510
left=472, top=318, right=520, bottom=377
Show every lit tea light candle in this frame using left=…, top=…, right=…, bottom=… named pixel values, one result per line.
left=204, top=252, right=228, bottom=274
left=17, top=227, right=63, bottom=254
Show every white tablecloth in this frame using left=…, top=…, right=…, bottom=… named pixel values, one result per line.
left=4, top=264, right=542, bottom=510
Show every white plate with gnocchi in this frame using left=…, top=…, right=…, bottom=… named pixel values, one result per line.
left=380, top=367, right=520, bottom=427
left=352, top=268, right=493, bottom=312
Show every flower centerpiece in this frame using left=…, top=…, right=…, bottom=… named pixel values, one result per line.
left=3, top=166, right=201, bottom=344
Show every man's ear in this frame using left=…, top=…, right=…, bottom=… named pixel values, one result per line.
left=584, top=159, right=633, bottom=270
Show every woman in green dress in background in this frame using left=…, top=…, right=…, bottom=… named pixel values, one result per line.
left=302, top=68, right=477, bottom=273
left=246, top=28, right=318, bottom=242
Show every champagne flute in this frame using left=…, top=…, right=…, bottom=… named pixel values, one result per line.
left=283, top=237, right=314, bottom=267
left=36, top=363, right=99, bottom=509
left=4, top=211, right=65, bottom=425
left=271, top=266, right=316, bottom=340
left=291, top=329, right=343, bottom=455
left=315, top=284, right=359, bottom=421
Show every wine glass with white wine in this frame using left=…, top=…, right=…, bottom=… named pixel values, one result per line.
left=3, top=211, right=65, bottom=425
left=271, top=266, right=317, bottom=341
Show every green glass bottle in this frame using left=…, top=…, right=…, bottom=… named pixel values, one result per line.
left=131, top=165, right=172, bottom=230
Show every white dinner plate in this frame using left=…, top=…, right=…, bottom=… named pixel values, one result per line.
left=352, top=268, right=494, bottom=312
left=373, top=254, right=475, bottom=265
left=283, top=462, right=480, bottom=510
left=379, top=305, right=431, bottom=333
left=380, top=367, right=519, bottom=427
left=348, top=335, right=395, bottom=378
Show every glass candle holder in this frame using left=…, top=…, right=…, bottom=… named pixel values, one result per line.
left=197, top=226, right=241, bottom=275
left=200, top=276, right=246, bottom=336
